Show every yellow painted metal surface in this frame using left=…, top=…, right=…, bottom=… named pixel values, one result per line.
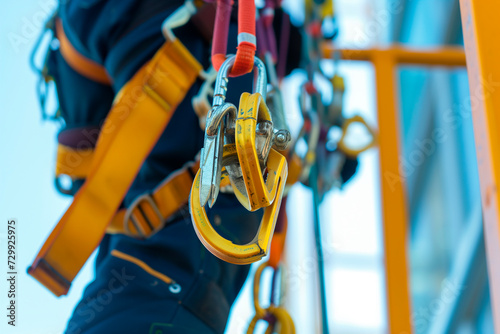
left=190, top=144, right=287, bottom=264
left=373, top=53, right=412, bottom=334
left=459, top=0, right=500, bottom=329
left=235, top=92, right=278, bottom=211
left=323, top=44, right=466, bottom=66
left=321, top=44, right=467, bottom=333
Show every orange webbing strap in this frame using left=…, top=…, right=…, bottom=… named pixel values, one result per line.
left=55, top=144, right=95, bottom=179
left=28, top=39, right=202, bottom=296
left=285, top=153, right=303, bottom=186
left=55, top=19, right=112, bottom=85
left=106, top=161, right=200, bottom=238
left=268, top=196, right=288, bottom=269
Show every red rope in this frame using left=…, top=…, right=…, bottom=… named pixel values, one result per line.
left=211, top=0, right=256, bottom=76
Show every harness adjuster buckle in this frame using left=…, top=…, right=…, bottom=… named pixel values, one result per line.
left=123, top=193, right=164, bottom=238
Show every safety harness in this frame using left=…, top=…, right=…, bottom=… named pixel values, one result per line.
left=29, top=3, right=206, bottom=296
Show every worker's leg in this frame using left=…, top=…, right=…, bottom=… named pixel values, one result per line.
left=65, top=194, right=261, bottom=334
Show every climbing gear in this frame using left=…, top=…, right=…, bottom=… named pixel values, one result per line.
left=30, top=11, right=63, bottom=122
left=318, top=72, right=376, bottom=196
left=309, top=162, right=330, bottom=334
left=293, top=83, right=321, bottom=184
left=54, top=142, right=95, bottom=195
left=106, top=161, right=199, bottom=238
left=286, top=0, right=376, bottom=327
left=197, top=59, right=239, bottom=208
left=247, top=262, right=295, bottom=334
left=232, top=91, right=280, bottom=212
left=198, top=55, right=270, bottom=209
left=190, top=55, right=288, bottom=264
left=261, top=37, right=290, bottom=152
left=28, top=3, right=207, bottom=296
left=211, top=0, right=257, bottom=76
left=289, top=1, right=340, bottom=331
left=255, top=1, right=292, bottom=152
left=56, top=19, right=112, bottom=84
left=325, top=72, right=344, bottom=127
left=191, top=143, right=286, bottom=264
left=299, top=83, right=330, bottom=334
left=314, top=113, right=375, bottom=200
left=192, top=66, right=218, bottom=129
left=337, top=115, right=377, bottom=158
left=246, top=197, right=295, bottom=334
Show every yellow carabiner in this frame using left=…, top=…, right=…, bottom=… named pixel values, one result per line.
left=247, top=261, right=296, bottom=334
left=247, top=306, right=295, bottom=334
left=337, top=115, right=378, bottom=158
left=190, top=144, right=288, bottom=264
left=234, top=92, right=283, bottom=211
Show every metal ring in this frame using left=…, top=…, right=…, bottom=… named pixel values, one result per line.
left=169, top=283, right=181, bottom=294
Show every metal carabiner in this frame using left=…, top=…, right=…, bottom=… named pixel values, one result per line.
left=198, top=55, right=241, bottom=208
left=229, top=56, right=290, bottom=212
left=232, top=91, right=285, bottom=211
left=263, top=53, right=292, bottom=151
left=337, top=115, right=377, bottom=158
left=190, top=144, right=288, bottom=264
left=201, top=55, right=282, bottom=211
left=246, top=261, right=296, bottom=334
left=199, top=102, right=237, bottom=208
left=192, top=56, right=288, bottom=264
left=290, top=82, right=321, bottom=183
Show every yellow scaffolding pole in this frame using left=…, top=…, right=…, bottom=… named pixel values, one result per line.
left=459, top=0, right=500, bottom=329
left=323, top=46, right=466, bottom=66
left=322, top=43, right=466, bottom=333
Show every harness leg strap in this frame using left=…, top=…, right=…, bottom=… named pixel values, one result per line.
left=28, top=39, right=202, bottom=296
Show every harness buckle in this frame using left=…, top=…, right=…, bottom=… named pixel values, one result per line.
left=192, top=66, right=218, bottom=129
left=161, top=0, right=197, bottom=42
left=123, top=193, right=164, bottom=238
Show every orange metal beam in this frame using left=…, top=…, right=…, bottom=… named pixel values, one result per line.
left=459, top=0, right=500, bottom=329
left=323, top=44, right=466, bottom=66
left=321, top=44, right=467, bottom=333
left=372, top=52, right=412, bottom=334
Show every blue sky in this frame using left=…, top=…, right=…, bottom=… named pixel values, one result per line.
left=1, top=1, right=96, bottom=333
